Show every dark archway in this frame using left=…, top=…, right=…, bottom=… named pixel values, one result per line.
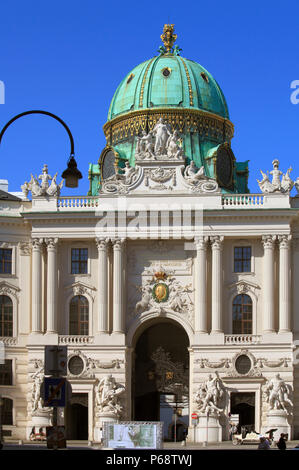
left=66, top=393, right=88, bottom=440
left=132, top=321, right=189, bottom=440
left=230, top=392, right=255, bottom=433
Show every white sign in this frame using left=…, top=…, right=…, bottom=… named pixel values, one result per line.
left=103, top=422, right=163, bottom=449
left=44, top=346, right=67, bottom=376
left=229, top=414, right=239, bottom=424
left=0, top=341, right=5, bottom=365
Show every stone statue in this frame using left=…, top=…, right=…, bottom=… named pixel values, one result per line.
left=152, top=118, right=171, bottom=155
left=166, top=130, right=183, bottom=159
left=30, top=365, right=51, bottom=414
left=264, top=373, right=293, bottom=412
left=281, top=167, right=294, bottom=192
left=22, top=165, right=64, bottom=198
left=270, top=159, right=282, bottom=190
left=96, top=375, right=125, bottom=416
left=257, top=160, right=295, bottom=194
left=118, top=161, right=137, bottom=185
left=47, top=173, right=64, bottom=196
left=135, top=279, right=153, bottom=314
left=257, top=170, right=275, bottom=193
left=21, top=181, right=30, bottom=199
left=184, top=161, right=205, bottom=183
left=195, top=372, right=226, bottom=414
left=136, top=131, right=155, bottom=158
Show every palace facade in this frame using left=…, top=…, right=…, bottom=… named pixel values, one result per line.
left=0, top=25, right=299, bottom=443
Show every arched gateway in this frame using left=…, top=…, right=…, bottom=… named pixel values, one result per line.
left=132, top=321, right=189, bottom=441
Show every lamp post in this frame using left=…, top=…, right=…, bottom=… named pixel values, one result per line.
left=0, top=394, right=3, bottom=449
left=0, top=110, right=82, bottom=188
left=173, top=383, right=183, bottom=443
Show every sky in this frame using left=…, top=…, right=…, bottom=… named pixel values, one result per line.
left=0, top=0, right=299, bottom=196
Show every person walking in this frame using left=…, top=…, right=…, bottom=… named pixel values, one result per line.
left=258, top=436, right=271, bottom=450
left=277, top=433, right=287, bottom=450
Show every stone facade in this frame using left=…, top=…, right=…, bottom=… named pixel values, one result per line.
left=1, top=170, right=299, bottom=442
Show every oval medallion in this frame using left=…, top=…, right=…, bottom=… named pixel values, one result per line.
left=152, top=282, right=169, bottom=303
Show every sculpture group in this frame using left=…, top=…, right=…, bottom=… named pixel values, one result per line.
left=21, top=164, right=64, bottom=198
left=257, top=159, right=299, bottom=194
left=135, top=118, right=184, bottom=161
left=95, top=374, right=125, bottom=418
left=264, top=373, right=293, bottom=413
left=195, top=372, right=226, bottom=415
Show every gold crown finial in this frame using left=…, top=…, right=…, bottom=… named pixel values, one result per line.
left=161, top=24, right=177, bottom=53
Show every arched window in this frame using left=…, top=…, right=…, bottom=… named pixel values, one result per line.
left=2, top=397, right=13, bottom=425
left=233, top=294, right=252, bottom=334
left=0, top=295, right=13, bottom=337
left=69, top=295, right=89, bottom=335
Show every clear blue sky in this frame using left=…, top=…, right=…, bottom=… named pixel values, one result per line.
left=0, top=0, right=299, bottom=196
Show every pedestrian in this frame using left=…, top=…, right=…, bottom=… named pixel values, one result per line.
left=258, top=436, right=271, bottom=450
left=277, top=433, right=286, bottom=450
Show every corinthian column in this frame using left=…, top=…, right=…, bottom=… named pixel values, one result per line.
left=45, top=238, right=58, bottom=334
left=112, top=238, right=125, bottom=334
left=211, top=236, right=224, bottom=334
left=31, top=238, right=43, bottom=334
left=96, top=238, right=109, bottom=333
left=278, top=235, right=292, bottom=333
left=195, top=237, right=209, bottom=333
left=262, top=235, right=276, bottom=333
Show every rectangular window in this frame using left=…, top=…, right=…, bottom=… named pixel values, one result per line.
left=0, top=249, right=12, bottom=274
left=0, top=359, right=12, bottom=385
left=71, top=248, right=88, bottom=274
left=234, top=246, right=251, bottom=273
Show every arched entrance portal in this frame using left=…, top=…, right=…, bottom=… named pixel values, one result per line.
left=133, top=321, right=189, bottom=441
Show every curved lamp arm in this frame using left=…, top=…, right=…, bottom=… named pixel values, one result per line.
left=0, top=110, right=82, bottom=187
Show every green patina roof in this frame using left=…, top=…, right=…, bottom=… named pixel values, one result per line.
left=107, top=54, right=229, bottom=121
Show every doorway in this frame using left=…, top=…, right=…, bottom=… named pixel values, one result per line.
left=230, top=392, right=255, bottom=433
left=133, top=321, right=189, bottom=440
left=66, top=393, right=88, bottom=440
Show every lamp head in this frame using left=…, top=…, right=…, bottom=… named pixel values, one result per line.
left=62, top=155, right=82, bottom=188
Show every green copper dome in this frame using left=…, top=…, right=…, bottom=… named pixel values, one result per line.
left=91, top=26, right=249, bottom=197
left=107, top=54, right=229, bottom=121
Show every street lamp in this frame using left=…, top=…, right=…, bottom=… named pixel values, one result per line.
left=0, top=110, right=82, bottom=188
left=0, top=395, right=3, bottom=449
left=172, top=383, right=183, bottom=443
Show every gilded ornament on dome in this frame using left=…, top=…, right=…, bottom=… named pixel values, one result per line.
left=160, top=24, right=177, bottom=53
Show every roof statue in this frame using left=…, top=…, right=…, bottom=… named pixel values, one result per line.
left=21, top=164, right=64, bottom=199
left=257, top=160, right=295, bottom=194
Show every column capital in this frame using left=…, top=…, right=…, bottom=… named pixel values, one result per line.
left=95, top=237, right=110, bottom=251
left=31, top=238, right=44, bottom=250
left=210, top=235, right=224, bottom=250
left=45, top=237, right=59, bottom=250
left=278, top=234, right=292, bottom=249
left=194, top=236, right=209, bottom=250
left=262, top=234, right=277, bottom=249
left=111, top=238, right=126, bottom=250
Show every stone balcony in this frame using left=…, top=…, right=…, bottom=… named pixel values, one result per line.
left=224, top=334, right=262, bottom=345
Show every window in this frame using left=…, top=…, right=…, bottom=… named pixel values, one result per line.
left=234, top=246, right=251, bottom=272
left=1, top=398, right=13, bottom=425
left=0, top=295, right=13, bottom=337
left=69, top=295, right=89, bottom=335
left=233, top=294, right=252, bottom=334
left=71, top=248, right=88, bottom=274
left=0, top=360, right=12, bottom=385
left=0, top=249, right=12, bottom=274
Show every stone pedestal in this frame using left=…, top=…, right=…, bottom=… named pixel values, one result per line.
left=94, top=411, right=118, bottom=443
left=264, top=409, right=292, bottom=441
left=195, top=412, right=222, bottom=443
